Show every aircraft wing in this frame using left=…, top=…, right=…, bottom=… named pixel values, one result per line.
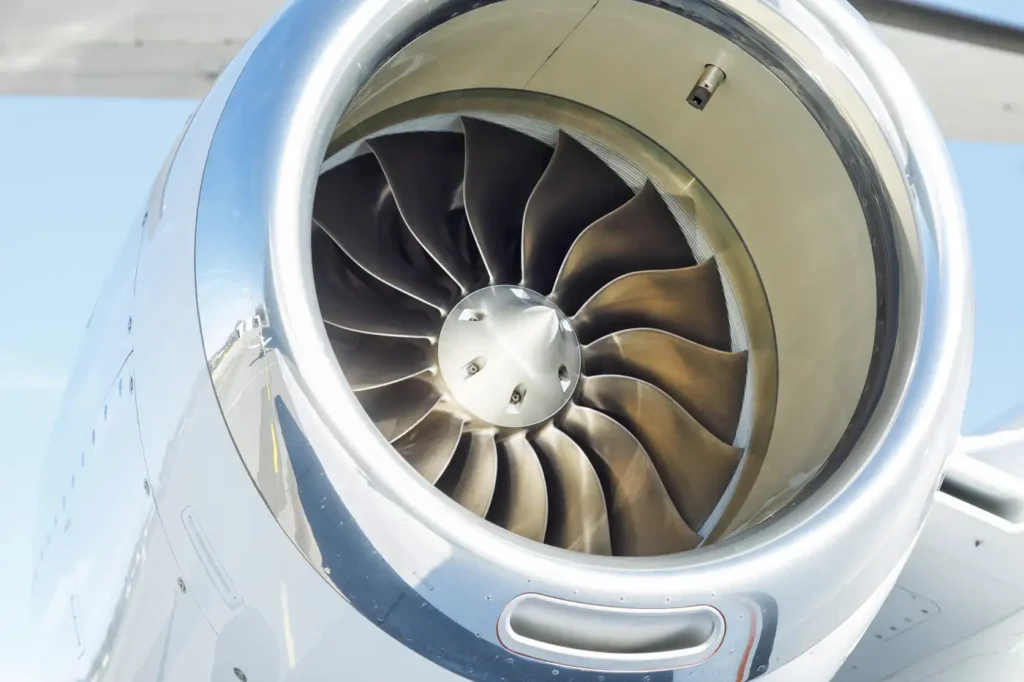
left=1, top=0, right=1022, bottom=143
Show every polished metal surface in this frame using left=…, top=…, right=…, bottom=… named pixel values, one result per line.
left=687, top=64, right=727, bottom=110
left=181, top=1, right=972, bottom=681
left=437, top=285, right=580, bottom=428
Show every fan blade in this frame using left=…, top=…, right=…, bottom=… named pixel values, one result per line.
left=393, top=411, right=465, bottom=484
left=531, top=426, right=612, bottom=555
left=314, top=230, right=440, bottom=339
left=551, top=182, right=695, bottom=314
left=571, top=259, right=731, bottom=349
left=560, top=404, right=698, bottom=555
left=327, top=327, right=434, bottom=391
left=314, top=154, right=451, bottom=311
left=368, top=132, right=479, bottom=292
left=580, top=376, right=741, bottom=531
left=438, top=432, right=499, bottom=517
left=487, top=434, right=549, bottom=542
left=356, top=379, right=440, bottom=442
left=462, top=117, right=551, bottom=284
left=584, top=329, right=747, bottom=443
left=521, top=131, right=633, bottom=295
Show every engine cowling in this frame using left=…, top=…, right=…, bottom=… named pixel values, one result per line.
left=39, top=0, right=973, bottom=681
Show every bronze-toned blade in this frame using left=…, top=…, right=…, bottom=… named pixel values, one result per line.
left=327, top=327, right=435, bottom=391
left=487, top=433, right=549, bottom=542
left=531, top=425, right=612, bottom=555
left=462, top=117, right=551, bottom=284
left=355, top=379, right=440, bottom=442
left=437, top=432, right=499, bottom=517
left=314, top=230, right=440, bottom=339
left=393, top=411, right=465, bottom=484
left=584, top=328, right=747, bottom=443
left=521, top=131, right=633, bottom=295
left=550, top=182, right=695, bottom=314
left=580, top=376, right=741, bottom=531
left=368, top=132, right=479, bottom=292
left=314, top=153, right=451, bottom=311
left=560, top=404, right=698, bottom=555
left=571, top=259, right=731, bottom=349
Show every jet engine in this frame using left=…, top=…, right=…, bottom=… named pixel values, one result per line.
left=34, top=0, right=973, bottom=680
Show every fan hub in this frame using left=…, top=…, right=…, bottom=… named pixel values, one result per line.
left=438, top=285, right=581, bottom=428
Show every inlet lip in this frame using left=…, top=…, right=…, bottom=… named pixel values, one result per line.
left=497, top=593, right=726, bottom=672
left=194, top=0, right=971, bottom=676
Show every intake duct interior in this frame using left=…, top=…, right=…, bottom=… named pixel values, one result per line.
left=295, top=0, right=905, bottom=561
left=312, top=115, right=754, bottom=555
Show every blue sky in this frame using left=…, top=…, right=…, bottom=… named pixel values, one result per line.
left=912, top=0, right=1024, bottom=28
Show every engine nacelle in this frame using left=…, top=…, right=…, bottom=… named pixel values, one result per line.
left=33, top=1, right=972, bottom=681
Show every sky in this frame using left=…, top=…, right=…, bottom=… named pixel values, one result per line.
left=0, top=96, right=197, bottom=682
left=911, top=0, right=1024, bottom=28
left=0, top=2, right=1023, bottom=679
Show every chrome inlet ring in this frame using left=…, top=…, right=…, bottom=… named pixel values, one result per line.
left=194, top=0, right=971, bottom=678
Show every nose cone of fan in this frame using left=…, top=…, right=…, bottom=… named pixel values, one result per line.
left=313, top=118, right=749, bottom=556
left=438, top=285, right=581, bottom=429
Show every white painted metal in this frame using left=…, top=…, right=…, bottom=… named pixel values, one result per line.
left=837, top=456, right=1024, bottom=681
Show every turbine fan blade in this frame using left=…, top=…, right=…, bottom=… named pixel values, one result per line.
left=532, top=426, right=611, bottom=555
left=314, top=230, right=439, bottom=339
left=327, top=327, right=434, bottom=391
left=368, top=132, right=480, bottom=292
left=437, top=432, right=499, bottom=517
left=572, top=259, right=731, bottom=349
left=521, top=131, right=633, bottom=294
left=393, top=411, right=465, bottom=483
left=314, top=153, right=451, bottom=311
left=551, top=182, right=695, bottom=314
left=356, top=379, right=440, bottom=442
left=580, top=376, right=741, bottom=531
left=584, top=329, right=747, bottom=443
left=488, top=434, right=549, bottom=542
left=462, top=117, right=551, bottom=284
left=561, top=404, right=698, bottom=555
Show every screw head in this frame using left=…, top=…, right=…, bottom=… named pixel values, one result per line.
left=127, top=316, right=133, bottom=332
left=233, top=668, right=247, bottom=682
left=177, top=577, right=187, bottom=593
left=143, top=479, right=151, bottom=496
left=129, top=377, right=134, bottom=393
